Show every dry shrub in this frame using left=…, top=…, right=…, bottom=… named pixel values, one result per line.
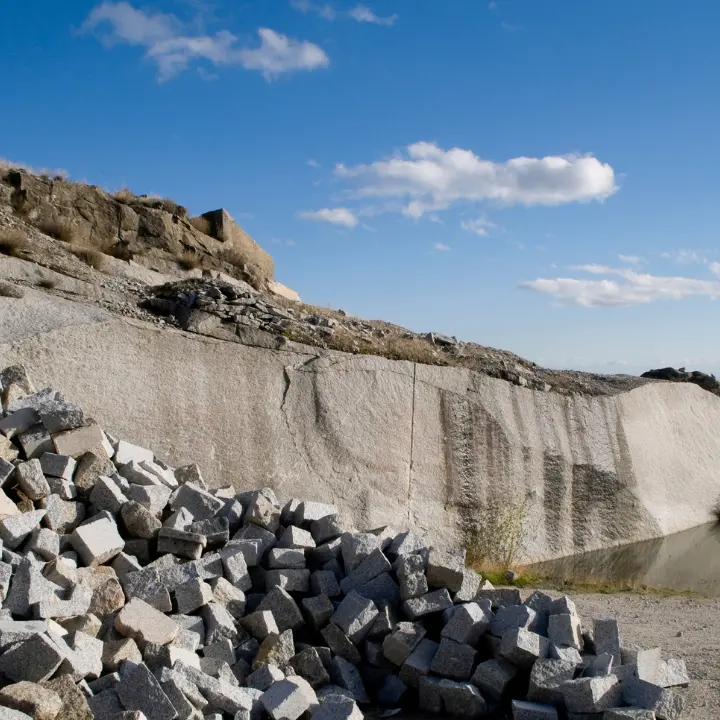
left=114, top=188, right=134, bottom=204
left=189, top=216, right=211, bottom=235
left=0, top=229, right=28, bottom=257
left=103, top=242, right=133, bottom=261
left=33, top=217, right=75, bottom=243
left=177, top=248, right=202, bottom=270
left=38, top=276, right=58, bottom=289
left=383, top=337, right=447, bottom=365
left=218, top=247, right=246, bottom=268
left=69, top=245, right=105, bottom=270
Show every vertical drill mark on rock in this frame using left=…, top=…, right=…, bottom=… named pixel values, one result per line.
left=406, top=362, right=417, bottom=524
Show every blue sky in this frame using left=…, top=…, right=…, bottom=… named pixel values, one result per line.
left=3, top=1, right=720, bottom=375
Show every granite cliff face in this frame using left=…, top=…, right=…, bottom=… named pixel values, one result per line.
left=1, top=285, right=718, bottom=564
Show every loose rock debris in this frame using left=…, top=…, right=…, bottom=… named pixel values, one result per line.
left=0, top=365, right=691, bottom=719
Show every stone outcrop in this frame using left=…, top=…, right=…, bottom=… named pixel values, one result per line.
left=641, top=367, right=720, bottom=396
left=0, top=168, right=275, bottom=290
left=0, top=378, right=692, bottom=717
left=1, top=287, right=720, bottom=564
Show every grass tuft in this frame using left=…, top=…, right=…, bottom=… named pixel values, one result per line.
left=189, top=216, right=211, bottom=235
left=69, top=245, right=105, bottom=270
left=177, top=248, right=202, bottom=270
left=33, top=217, right=75, bottom=243
left=38, top=276, right=58, bottom=289
left=0, top=229, right=28, bottom=257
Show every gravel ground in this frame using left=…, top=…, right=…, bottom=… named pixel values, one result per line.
left=571, top=592, right=720, bottom=718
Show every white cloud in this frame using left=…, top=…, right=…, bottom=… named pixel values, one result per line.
left=348, top=5, right=398, bottom=25
left=660, top=249, right=708, bottom=265
left=618, top=254, right=643, bottom=265
left=299, top=207, right=359, bottom=228
left=521, top=264, right=720, bottom=307
left=461, top=217, right=496, bottom=236
left=488, top=1, right=498, bottom=8
left=290, top=0, right=336, bottom=20
left=434, top=242, right=451, bottom=251
left=334, top=142, right=617, bottom=218
left=83, top=2, right=329, bottom=80
left=306, top=159, right=320, bottom=168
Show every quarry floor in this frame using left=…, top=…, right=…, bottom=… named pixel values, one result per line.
left=572, top=592, right=720, bottom=718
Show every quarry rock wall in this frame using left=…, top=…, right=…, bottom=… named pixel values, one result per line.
left=1, top=290, right=718, bottom=562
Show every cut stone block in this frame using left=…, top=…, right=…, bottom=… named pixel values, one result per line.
left=175, top=577, right=214, bottom=614
left=222, top=548, right=252, bottom=590
left=268, top=548, right=306, bottom=569
left=127, top=483, right=172, bottom=516
left=511, top=699, right=559, bottom=719
left=52, top=425, right=106, bottom=459
left=114, top=440, right=154, bottom=467
left=0, top=408, right=40, bottom=440
left=247, top=663, right=285, bottom=691
left=330, top=591, right=378, bottom=644
left=604, top=710, right=657, bottom=719
left=26, top=527, right=60, bottom=560
left=266, top=569, right=310, bottom=593
left=5, top=558, right=62, bottom=616
left=187, top=516, right=229, bottom=547
left=0, top=619, right=50, bottom=649
left=261, top=677, right=315, bottom=720
left=311, top=570, right=341, bottom=598
left=45, top=477, right=75, bottom=500
left=0, top=458, right=14, bottom=488
left=382, top=621, right=426, bottom=666
left=246, top=488, right=281, bottom=532
left=426, top=547, right=466, bottom=592
left=17, top=424, right=53, bottom=460
left=289, top=647, right=330, bottom=688
left=562, top=675, right=623, bottom=713
left=402, top=589, right=453, bottom=619
left=656, top=658, right=690, bottom=688
left=527, top=658, right=577, bottom=705
left=340, top=533, right=381, bottom=574
left=170, top=482, right=224, bottom=521
left=115, top=597, right=180, bottom=646
left=622, top=677, right=685, bottom=719
left=164, top=507, right=194, bottom=531
left=157, top=527, right=206, bottom=559
left=471, top=658, right=517, bottom=700
left=254, top=630, right=295, bottom=670
left=115, top=660, right=177, bottom=720
left=430, top=638, right=476, bottom=681
left=309, top=538, right=342, bottom=566
left=256, top=587, right=304, bottom=633
left=309, top=515, right=344, bottom=545
left=453, top=567, right=482, bottom=603
left=501, top=627, right=550, bottom=668
left=119, top=460, right=161, bottom=486
left=174, top=463, right=206, bottom=487
left=301, top=595, right=333, bottom=630
left=295, top=501, right=337, bottom=527
left=210, top=577, right=247, bottom=620
left=39, top=495, right=84, bottom=534
left=328, top=657, right=369, bottom=704
left=0, top=681, right=63, bottom=720
left=398, top=638, right=439, bottom=689
left=73, top=452, right=115, bottom=495
left=340, top=549, right=392, bottom=595
left=491, top=605, right=538, bottom=638
left=311, top=696, right=363, bottom=720
left=222, top=538, right=264, bottom=567
left=121, top=501, right=162, bottom=539
left=111, top=552, right=143, bottom=579
left=442, top=601, right=491, bottom=645
left=0, top=633, right=64, bottom=682
left=593, top=618, right=621, bottom=665
left=36, top=584, right=93, bottom=619
left=37, top=399, right=85, bottom=434
left=13, top=460, right=51, bottom=500
left=438, top=679, right=487, bottom=718
left=242, top=610, right=279, bottom=640
left=396, top=553, right=428, bottom=600
left=89, top=477, right=128, bottom=514
left=548, top=613, right=583, bottom=650
left=40, top=674, right=93, bottom=720
left=70, top=516, right=124, bottom=566
left=102, top=637, right=142, bottom=672
left=549, top=644, right=582, bottom=665
left=202, top=601, right=240, bottom=644
left=320, top=624, right=362, bottom=665
left=549, top=595, right=577, bottom=616
left=138, top=459, right=178, bottom=488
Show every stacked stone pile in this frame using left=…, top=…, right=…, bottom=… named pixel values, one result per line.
left=0, top=364, right=690, bottom=719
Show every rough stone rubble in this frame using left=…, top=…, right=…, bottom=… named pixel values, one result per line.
left=0, top=365, right=690, bottom=719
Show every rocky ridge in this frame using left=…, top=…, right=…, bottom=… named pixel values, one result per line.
left=0, top=365, right=692, bottom=719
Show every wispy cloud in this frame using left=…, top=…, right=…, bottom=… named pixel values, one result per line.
left=660, top=249, right=709, bottom=265
left=618, top=254, right=643, bottom=265
left=306, top=159, right=321, bottom=168
left=289, top=0, right=336, bottom=20
left=299, top=207, right=359, bottom=228
left=348, top=5, right=398, bottom=26
left=290, top=1, right=397, bottom=25
left=334, top=142, right=617, bottom=219
left=461, top=217, right=497, bottom=237
left=433, top=242, right=451, bottom=251
left=522, top=264, right=720, bottom=307
left=83, top=2, right=329, bottom=81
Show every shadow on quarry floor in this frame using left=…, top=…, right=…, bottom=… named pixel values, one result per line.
left=529, top=522, right=720, bottom=595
